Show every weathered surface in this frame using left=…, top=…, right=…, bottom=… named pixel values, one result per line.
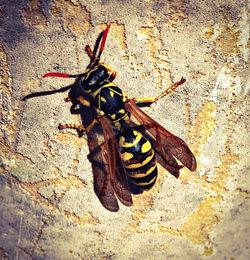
left=0, top=0, right=249, bottom=259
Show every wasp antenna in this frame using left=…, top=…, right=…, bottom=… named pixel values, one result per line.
left=97, top=24, right=111, bottom=59
left=42, top=72, right=77, bottom=78
left=85, top=45, right=95, bottom=60
left=100, top=25, right=110, bottom=51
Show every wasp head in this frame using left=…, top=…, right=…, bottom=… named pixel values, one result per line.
left=79, top=62, right=116, bottom=93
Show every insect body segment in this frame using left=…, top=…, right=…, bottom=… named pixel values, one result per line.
left=77, top=63, right=116, bottom=94
left=93, top=83, right=130, bottom=129
left=118, top=128, right=157, bottom=191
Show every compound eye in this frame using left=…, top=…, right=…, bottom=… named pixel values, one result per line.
left=97, top=66, right=107, bottom=78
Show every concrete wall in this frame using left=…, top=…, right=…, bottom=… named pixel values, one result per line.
left=0, top=0, right=249, bottom=259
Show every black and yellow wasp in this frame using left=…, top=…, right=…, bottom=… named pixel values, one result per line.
left=39, top=25, right=197, bottom=211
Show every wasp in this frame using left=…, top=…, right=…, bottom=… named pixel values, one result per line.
left=41, top=25, right=196, bottom=211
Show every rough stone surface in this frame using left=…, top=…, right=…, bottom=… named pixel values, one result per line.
left=0, top=0, right=249, bottom=259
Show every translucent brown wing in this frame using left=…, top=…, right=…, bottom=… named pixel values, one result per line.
left=78, top=100, right=120, bottom=212
left=125, top=99, right=197, bottom=172
left=98, top=116, right=133, bottom=207
left=88, top=142, right=120, bottom=212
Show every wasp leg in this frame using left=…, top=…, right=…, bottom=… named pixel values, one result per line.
left=86, top=45, right=94, bottom=59
left=58, top=123, right=87, bottom=138
left=131, top=78, right=186, bottom=106
left=85, top=45, right=105, bottom=65
left=58, top=123, right=85, bottom=131
left=58, top=121, right=105, bottom=154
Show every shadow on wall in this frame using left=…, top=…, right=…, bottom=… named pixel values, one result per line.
left=0, top=0, right=52, bottom=48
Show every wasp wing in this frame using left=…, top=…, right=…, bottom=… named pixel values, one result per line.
left=77, top=100, right=119, bottom=212
left=125, top=99, right=197, bottom=172
left=88, top=142, right=120, bottom=212
left=99, top=116, right=133, bottom=207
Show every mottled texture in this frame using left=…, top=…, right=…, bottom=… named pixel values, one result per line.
left=0, top=0, right=249, bottom=259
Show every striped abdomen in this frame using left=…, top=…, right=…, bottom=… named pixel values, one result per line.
left=118, top=128, right=157, bottom=191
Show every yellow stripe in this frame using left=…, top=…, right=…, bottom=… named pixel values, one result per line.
left=102, top=63, right=116, bottom=76
left=113, top=112, right=129, bottom=123
left=92, top=82, right=116, bottom=99
left=98, top=94, right=101, bottom=110
left=119, top=131, right=142, bottom=148
left=109, top=88, right=122, bottom=96
left=100, top=96, right=106, bottom=103
left=141, top=140, right=151, bottom=153
left=84, top=67, right=96, bottom=80
left=128, top=164, right=157, bottom=178
left=133, top=175, right=157, bottom=186
left=110, top=114, right=116, bottom=120
left=114, top=113, right=130, bottom=128
left=96, top=109, right=104, bottom=116
left=126, top=150, right=155, bottom=169
left=122, top=91, right=128, bottom=102
left=120, top=152, right=134, bottom=161
left=119, top=109, right=125, bottom=114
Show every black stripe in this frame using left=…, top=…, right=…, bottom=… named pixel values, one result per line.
left=109, top=86, right=123, bottom=94
left=125, top=153, right=155, bottom=172
left=111, top=111, right=128, bottom=123
left=138, top=179, right=157, bottom=190
left=121, top=135, right=148, bottom=153
left=130, top=167, right=157, bottom=185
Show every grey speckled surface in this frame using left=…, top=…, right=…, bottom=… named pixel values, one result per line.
left=0, top=0, right=249, bottom=259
